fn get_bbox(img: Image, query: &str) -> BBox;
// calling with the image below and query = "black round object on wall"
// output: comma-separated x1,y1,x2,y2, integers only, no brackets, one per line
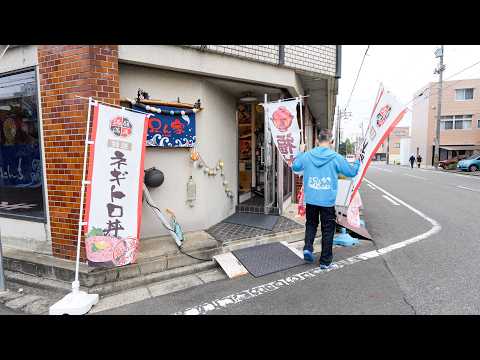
144,167,164,188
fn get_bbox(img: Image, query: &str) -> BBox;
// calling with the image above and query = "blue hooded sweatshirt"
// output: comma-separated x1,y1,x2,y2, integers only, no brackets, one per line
292,147,360,207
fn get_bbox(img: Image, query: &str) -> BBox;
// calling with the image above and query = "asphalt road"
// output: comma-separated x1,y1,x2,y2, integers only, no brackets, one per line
99,164,480,315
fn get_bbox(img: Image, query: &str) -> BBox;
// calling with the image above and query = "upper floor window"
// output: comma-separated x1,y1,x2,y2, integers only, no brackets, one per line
455,88,474,101
393,143,400,148
440,115,472,130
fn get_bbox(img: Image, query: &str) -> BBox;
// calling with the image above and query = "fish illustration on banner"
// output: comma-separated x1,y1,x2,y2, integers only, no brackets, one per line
347,84,407,206
83,103,148,267
133,105,196,147
262,99,301,166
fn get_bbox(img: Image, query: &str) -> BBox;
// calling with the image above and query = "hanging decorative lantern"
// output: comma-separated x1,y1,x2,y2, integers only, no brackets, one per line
222,180,228,187
204,167,209,174
197,161,203,169
190,148,200,161
218,160,224,169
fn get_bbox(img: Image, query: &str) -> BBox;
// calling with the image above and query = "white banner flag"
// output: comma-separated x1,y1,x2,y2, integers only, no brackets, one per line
83,102,148,267
264,99,301,166
347,85,407,206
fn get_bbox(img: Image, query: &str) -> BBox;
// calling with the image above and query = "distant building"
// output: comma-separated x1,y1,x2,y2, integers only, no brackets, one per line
411,79,480,166
374,126,410,163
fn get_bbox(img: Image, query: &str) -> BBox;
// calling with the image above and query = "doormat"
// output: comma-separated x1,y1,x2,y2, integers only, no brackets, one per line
232,242,305,277
222,212,279,231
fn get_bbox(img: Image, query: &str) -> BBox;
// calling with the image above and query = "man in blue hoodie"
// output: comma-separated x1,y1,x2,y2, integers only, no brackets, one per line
292,128,360,269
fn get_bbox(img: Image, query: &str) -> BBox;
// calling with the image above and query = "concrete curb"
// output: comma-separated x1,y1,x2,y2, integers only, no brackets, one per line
89,268,229,314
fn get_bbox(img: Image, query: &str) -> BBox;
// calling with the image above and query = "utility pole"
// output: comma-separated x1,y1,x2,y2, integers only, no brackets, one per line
433,45,445,169
386,136,390,164
335,107,352,153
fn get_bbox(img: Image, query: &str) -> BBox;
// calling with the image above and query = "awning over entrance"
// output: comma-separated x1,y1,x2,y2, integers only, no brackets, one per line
440,145,480,151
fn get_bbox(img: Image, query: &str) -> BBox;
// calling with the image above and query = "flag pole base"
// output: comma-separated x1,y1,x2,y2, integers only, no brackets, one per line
49,281,99,315
333,228,359,247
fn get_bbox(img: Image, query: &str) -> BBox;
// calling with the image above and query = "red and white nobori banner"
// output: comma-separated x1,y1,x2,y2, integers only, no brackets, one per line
263,99,301,167
348,85,407,206
84,102,148,267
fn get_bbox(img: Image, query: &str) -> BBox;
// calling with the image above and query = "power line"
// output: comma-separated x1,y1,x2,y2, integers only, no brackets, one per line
344,45,370,112
406,57,480,109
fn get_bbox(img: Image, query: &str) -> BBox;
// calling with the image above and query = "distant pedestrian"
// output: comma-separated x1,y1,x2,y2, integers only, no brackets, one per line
409,155,415,168
292,128,360,270
416,154,422,168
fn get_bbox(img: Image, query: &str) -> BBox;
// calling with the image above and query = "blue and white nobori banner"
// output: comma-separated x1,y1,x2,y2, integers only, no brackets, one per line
0,144,42,188
133,105,196,147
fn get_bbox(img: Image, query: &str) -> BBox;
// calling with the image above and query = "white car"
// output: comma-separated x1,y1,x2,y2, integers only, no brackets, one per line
346,154,356,163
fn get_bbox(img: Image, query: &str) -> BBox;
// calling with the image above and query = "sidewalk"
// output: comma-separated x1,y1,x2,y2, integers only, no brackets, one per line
396,163,480,177
1,201,370,314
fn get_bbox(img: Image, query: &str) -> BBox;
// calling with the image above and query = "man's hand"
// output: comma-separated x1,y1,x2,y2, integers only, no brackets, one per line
299,143,306,152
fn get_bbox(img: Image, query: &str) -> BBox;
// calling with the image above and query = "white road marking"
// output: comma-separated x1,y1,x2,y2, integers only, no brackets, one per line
371,167,393,173
403,174,427,180
456,185,480,193
367,184,376,190
382,195,400,206
173,179,441,315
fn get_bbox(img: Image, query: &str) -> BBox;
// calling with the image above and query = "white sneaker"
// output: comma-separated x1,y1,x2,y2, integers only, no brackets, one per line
320,263,339,270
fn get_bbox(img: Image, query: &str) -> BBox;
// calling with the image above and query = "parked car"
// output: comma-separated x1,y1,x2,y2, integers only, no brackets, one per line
457,153,480,172
439,155,467,169
346,154,356,163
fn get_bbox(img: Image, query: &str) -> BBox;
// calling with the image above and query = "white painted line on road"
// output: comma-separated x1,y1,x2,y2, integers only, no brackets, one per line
456,185,480,193
403,173,427,180
382,195,400,206
367,184,376,190
173,179,441,315
371,167,393,173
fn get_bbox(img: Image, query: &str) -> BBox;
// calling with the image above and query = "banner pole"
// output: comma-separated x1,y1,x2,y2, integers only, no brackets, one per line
73,97,93,291
0,227,5,293
299,97,305,145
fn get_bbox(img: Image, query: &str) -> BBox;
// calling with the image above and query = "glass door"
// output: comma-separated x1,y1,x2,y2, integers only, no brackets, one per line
263,96,277,214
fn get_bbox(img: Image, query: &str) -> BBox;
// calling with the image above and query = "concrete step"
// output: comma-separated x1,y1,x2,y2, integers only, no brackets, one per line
3,227,306,296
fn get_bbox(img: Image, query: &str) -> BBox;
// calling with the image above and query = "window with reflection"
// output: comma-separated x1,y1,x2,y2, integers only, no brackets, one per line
0,69,45,221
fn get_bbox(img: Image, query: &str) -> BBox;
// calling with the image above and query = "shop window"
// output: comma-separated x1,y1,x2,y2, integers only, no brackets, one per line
0,69,45,221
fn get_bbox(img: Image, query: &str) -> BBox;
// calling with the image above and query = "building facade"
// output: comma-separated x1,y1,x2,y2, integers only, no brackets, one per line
373,126,410,163
0,45,340,262
411,79,480,166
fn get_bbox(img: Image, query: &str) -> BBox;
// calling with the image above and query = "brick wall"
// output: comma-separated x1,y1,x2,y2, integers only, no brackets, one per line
38,45,120,261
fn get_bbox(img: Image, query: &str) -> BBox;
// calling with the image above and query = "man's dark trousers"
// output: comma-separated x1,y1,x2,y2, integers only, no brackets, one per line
304,203,336,266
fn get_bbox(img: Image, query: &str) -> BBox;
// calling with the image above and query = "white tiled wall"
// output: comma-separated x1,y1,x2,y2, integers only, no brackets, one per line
185,45,337,76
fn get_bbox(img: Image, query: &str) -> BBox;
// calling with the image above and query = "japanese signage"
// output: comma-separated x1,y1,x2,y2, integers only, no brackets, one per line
347,85,407,205
84,103,148,267
263,99,301,166
133,105,196,147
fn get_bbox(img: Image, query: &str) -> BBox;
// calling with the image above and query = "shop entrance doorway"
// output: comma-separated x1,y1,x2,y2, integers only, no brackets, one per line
236,96,294,215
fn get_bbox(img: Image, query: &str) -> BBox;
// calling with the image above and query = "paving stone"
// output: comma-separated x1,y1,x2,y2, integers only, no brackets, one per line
5,295,41,310
23,299,52,315
0,290,23,303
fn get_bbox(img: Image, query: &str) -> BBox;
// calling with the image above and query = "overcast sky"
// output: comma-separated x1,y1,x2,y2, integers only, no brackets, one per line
336,45,480,141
